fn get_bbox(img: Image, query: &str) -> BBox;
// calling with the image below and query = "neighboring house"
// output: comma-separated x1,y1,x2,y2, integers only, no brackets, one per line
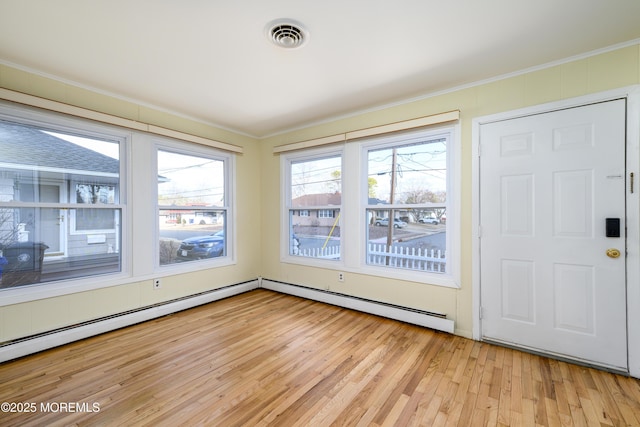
290,193,421,227
291,192,341,227
365,197,411,224
0,121,121,284
160,208,223,225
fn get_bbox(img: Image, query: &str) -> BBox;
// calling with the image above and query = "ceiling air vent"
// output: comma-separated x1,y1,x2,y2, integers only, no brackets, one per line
266,19,309,49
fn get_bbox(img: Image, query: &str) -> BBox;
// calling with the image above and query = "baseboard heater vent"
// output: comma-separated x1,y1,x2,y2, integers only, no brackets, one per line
1,278,455,363
0,280,259,363
259,278,455,334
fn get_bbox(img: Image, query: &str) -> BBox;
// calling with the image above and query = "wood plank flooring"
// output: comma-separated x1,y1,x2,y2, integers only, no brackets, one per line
1,289,639,426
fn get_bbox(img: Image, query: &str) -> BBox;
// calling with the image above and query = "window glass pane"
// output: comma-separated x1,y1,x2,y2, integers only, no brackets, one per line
289,210,340,259
0,207,121,288
159,209,226,265
157,149,228,266
366,135,448,274
291,156,341,207
289,155,341,260
158,150,225,207
0,120,122,289
74,208,116,231
366,208,445,273
367,138,446,205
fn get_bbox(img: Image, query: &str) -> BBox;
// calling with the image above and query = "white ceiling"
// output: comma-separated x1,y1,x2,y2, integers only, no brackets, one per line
1,1,639,138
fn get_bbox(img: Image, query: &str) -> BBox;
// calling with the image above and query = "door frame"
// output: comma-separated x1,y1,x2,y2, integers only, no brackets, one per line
472,86,640,378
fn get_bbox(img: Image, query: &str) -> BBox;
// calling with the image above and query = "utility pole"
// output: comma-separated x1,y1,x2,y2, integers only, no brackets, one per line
386,148,397,264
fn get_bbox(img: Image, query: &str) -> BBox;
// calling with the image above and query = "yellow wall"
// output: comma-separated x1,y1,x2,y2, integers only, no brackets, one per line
1,43,639,342
260,44,640,338
0,65,262,342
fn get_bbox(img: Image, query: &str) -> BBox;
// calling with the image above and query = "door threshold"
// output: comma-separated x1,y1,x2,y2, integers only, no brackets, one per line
482,337,629,376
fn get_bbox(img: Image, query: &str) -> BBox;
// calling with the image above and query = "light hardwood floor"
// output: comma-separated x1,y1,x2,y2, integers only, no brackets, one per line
1,289,639,426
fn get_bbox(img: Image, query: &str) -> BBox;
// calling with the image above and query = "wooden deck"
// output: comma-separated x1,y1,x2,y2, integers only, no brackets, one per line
1,289,639,426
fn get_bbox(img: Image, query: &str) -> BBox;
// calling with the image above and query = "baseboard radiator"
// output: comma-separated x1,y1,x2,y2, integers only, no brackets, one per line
0,280,260,363
1,277,455,363
259,278,455,334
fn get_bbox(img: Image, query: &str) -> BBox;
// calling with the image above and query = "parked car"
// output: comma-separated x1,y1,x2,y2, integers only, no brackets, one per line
419,216,439,225
176,230,225,260
374,218,407,228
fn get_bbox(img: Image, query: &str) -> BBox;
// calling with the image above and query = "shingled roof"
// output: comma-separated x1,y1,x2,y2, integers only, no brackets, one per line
292,192,342,208
0,120,119,174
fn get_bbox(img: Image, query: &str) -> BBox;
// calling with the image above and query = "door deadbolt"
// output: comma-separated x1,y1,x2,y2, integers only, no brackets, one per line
606,248,621,258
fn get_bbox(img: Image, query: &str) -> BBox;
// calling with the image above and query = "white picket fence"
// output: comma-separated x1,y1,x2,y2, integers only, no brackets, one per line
297,245,341,259
297,243,446,272
367,243,446,272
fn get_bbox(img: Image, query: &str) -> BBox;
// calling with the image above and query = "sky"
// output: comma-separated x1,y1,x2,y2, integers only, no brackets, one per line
291,137,447,203
45,131,120,160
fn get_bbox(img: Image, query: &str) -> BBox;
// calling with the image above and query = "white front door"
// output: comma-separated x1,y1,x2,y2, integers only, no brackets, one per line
479,99,627,370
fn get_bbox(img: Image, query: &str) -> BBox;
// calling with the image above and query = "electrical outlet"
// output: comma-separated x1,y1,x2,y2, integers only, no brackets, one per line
153,278,162,289
338,272,345,282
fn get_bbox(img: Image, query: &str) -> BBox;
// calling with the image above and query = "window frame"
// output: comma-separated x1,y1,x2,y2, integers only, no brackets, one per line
0,101,130,301
281,145,344,266
0,100,238,306
154,138,236,270
358,126,460,287
280,125,460,288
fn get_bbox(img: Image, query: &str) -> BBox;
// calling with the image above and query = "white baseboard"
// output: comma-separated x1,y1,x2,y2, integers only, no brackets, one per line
0,280,259,363
259,278,455,334
1,277,455,363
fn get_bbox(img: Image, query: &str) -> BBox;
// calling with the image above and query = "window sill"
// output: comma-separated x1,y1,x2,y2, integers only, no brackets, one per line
280,255,460,289
156,256,236,275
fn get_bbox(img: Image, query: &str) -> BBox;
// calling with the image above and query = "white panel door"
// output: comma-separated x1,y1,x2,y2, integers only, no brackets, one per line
480,99,627,370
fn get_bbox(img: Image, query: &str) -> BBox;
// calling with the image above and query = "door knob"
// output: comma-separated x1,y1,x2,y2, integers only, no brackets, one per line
606,248,621,258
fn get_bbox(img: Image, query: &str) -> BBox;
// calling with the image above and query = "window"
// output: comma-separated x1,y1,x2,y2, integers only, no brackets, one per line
0,118,124,288
157,146,232,266
284,150,342,260
0,100,238,302
71,183,118,234
318,210,336,218
281,125,458,287
364,131,449,275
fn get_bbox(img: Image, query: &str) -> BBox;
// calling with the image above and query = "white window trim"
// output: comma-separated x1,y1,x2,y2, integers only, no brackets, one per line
0,101,131,305
281,125,461,288
0,101,237,306
357,126,460,288
281,145,344,267
154,138,236,272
